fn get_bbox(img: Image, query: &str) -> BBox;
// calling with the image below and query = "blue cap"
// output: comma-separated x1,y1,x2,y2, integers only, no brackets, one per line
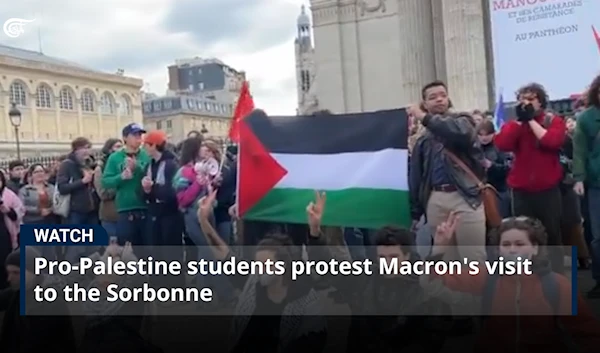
122,123,146,136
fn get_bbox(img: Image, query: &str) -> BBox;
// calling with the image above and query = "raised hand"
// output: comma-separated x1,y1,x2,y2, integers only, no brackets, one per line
306,190,326,235
197,188,218,222
433,211,460,247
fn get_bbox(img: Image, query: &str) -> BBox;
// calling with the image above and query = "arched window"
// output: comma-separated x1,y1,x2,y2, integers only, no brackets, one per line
81,90,95,112
9,81,27,106
59,87,75,110
100,92,114,114
36,84,52,108
119,95,132,116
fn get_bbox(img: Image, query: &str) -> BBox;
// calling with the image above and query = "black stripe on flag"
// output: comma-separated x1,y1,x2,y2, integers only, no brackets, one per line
244,109,409,154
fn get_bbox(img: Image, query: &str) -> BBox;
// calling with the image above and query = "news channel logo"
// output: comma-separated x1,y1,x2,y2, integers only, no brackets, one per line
3,18,36,38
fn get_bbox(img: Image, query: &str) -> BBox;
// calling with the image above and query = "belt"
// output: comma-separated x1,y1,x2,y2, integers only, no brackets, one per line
432,184,458,192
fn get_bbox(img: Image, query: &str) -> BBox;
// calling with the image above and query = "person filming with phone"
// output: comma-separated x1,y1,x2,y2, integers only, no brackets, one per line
494,83,566,273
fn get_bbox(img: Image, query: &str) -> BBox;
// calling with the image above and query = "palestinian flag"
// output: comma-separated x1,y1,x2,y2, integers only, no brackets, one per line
238,109,410,229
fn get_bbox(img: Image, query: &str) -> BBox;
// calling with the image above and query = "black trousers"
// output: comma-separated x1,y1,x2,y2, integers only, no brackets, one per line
512,186,564,273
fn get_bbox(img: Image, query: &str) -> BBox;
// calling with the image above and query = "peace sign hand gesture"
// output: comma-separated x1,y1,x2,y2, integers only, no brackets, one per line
306,190,326,237
433,211,460,247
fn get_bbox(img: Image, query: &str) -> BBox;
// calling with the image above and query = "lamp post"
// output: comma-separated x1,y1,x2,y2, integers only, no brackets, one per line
8,102,22,160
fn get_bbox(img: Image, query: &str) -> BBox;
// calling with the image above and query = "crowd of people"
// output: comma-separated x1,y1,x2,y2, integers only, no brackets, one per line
0,74,599,352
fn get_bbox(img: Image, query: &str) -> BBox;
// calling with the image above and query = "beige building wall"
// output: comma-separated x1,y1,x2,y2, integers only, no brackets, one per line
310,0,492,113
0,52,143,158
144,112,230,144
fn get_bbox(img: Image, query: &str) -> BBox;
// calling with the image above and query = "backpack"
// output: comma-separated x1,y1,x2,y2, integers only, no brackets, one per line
481,272,579,352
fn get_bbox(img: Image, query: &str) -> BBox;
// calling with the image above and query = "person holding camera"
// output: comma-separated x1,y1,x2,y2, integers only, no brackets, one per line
494,83,566,273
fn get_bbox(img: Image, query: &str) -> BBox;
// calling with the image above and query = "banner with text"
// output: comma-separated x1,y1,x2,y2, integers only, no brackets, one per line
489,0,600,99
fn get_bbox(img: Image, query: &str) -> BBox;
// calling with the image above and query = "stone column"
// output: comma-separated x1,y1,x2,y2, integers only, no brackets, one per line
76,98,84,136
96,103,104,143
440,0,489,111
54,95,62,141
397,0,437,104
30,93,39,140
431,0,447,83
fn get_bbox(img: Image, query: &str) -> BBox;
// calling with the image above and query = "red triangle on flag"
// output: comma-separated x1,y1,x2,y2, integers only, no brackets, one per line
238,120,288,216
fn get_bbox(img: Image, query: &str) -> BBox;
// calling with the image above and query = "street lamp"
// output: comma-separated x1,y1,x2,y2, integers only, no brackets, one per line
8,102,22,160
200,124,208,135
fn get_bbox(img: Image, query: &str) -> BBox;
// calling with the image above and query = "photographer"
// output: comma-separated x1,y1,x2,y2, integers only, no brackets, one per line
494,83,566,273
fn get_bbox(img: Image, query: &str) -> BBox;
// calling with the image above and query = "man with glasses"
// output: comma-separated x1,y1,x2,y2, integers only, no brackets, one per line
495,83,566,273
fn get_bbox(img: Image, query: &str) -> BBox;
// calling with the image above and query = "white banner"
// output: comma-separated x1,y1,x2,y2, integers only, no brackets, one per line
489,0,600,100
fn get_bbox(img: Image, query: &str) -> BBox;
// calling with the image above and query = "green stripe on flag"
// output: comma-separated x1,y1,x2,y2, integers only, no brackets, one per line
244,188,411,229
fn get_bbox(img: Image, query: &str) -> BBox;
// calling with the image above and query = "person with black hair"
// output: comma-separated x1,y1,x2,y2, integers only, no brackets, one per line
6,160,25,194
573,74,600,298
495,82,566,273
408,80,486,262
142,130,183,286
197,189,327,353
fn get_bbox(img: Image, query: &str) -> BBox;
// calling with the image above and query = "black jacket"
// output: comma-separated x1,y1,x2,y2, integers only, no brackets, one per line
56,153,99,214
409,113,485,221
215,159,237,224
0,287,76,353
480,141,510,192
143,150,179,216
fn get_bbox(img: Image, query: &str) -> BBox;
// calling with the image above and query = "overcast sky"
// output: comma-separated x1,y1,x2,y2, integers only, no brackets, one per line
0,0,308,115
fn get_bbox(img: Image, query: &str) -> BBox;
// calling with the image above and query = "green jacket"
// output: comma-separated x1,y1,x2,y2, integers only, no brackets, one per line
101,148,151,212
572,106,600,187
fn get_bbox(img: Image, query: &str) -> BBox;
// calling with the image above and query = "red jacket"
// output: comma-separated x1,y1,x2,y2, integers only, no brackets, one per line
494,113,566,192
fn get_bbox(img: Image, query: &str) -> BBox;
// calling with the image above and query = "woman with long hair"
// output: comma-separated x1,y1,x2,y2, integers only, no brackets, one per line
0,171,24,289
94,138,122,239
174,137,234,308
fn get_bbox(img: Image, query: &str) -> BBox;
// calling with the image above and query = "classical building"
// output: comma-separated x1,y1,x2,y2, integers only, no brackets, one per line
0,44,143,158
142,95,233,143
167,57,246,104
309,0,493,113
295,5,319,115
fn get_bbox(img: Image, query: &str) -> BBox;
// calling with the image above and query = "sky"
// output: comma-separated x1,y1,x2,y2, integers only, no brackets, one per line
0,0,309,115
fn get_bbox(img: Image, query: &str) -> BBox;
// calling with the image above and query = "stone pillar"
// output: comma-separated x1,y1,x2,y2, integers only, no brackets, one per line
30,93,39,140
76,98,84,136
54,95,62,141
439,0,489,111
96,103,103,143
431,0,447,83
397,0,437,104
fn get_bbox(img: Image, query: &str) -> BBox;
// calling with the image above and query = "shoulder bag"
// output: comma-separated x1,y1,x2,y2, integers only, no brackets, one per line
443,150,502,228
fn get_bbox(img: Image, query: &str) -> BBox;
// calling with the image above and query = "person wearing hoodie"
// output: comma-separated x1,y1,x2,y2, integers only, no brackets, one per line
427,213,600,353
142,130,183,287
102,123,151,248
94,138,123,239
0,247,77,353
477,120,511,218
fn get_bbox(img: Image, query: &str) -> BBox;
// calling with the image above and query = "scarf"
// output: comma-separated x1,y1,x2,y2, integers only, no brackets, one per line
2,187,24,249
